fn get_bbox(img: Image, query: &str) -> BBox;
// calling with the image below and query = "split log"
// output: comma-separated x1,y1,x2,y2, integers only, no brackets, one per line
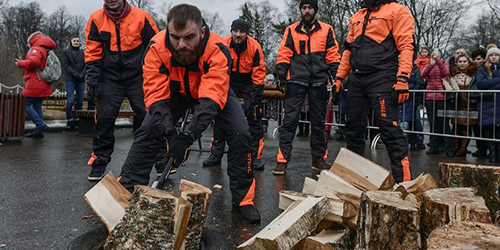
302,177,318,195
330,148,395,191
279,190,357,223
104,185,192,250
356,191,420,250
238,197,330,250
421,187,492,247
298,229,356,250
427,222,500,250
83,172,132,232
393,173,438,201
439,162,500,221
313,170,363,207
178,179,213,250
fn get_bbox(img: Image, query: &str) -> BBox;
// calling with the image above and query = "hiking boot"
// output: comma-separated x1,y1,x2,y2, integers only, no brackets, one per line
67,120,76,129
232,205,261,224
273,162,287,175
416,143,426,149
26,124,48,138
252,159,265,170
312,156,330,171
202,154,222,167
472,150,487,157
88,168,105,181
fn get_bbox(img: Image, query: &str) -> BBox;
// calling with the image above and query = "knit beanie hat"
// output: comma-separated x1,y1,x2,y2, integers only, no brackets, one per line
299,0,318,12
486,47,500,59
231,19,250,32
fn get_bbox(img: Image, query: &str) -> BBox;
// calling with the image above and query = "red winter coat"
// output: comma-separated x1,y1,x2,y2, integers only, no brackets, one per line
421,59,449,101
17,32,56,97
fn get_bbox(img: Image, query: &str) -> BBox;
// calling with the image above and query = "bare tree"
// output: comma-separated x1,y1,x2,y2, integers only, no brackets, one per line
43,6,73,53
316,0,358,51
156,2,171,30
201,10,225,36
487,0,500,19
239,1,282,71
400,0,471,54
452,11,500,52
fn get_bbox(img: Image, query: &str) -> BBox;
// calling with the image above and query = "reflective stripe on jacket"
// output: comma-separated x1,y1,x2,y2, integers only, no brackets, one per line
277,20,341,87
336,1,415,81
84,6,158,84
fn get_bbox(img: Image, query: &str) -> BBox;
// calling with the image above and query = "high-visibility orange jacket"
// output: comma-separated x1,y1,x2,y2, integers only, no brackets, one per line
142,26,232,139
84,6,158,85
276,20,341,87
336,0,415,81
224,35,266,100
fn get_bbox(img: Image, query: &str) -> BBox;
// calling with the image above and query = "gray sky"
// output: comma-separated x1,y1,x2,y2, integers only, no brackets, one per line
15,0,287,36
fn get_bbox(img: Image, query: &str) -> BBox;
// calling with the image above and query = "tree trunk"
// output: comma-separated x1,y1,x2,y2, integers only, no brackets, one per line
356,191,421,250
421,187,492,248
104,185,191,250
178,180,213,250
439,162,500,222
427,222,500,250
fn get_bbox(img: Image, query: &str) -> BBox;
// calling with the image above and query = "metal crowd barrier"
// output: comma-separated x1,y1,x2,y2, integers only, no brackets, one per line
262,88,500,146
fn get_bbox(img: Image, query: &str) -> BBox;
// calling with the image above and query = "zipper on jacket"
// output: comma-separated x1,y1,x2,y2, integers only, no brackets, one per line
351,9,372,72
305,25,314,86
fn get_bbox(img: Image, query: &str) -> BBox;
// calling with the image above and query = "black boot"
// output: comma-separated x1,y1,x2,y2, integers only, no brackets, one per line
252,158,265,170
26,124,48,138
312,156,330,171
303,124,310,137
297,123,304,137
202,154,222,167
232,205,261,224
487,142,496,163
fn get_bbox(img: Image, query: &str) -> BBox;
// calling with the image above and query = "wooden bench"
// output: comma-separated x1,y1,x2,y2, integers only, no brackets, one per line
71,110,139,136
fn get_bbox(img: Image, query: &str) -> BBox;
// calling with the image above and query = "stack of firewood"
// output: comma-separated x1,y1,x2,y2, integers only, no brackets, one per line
84,173,212,250
238,148,500,250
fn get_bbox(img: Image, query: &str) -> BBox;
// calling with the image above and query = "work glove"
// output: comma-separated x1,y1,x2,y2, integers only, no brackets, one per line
331,78,342,97
276,76,287,94
166,132,194,167
392,78,410,104
87,84,100,100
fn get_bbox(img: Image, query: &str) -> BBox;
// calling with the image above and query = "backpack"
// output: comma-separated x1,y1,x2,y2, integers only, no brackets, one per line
32,47,62,83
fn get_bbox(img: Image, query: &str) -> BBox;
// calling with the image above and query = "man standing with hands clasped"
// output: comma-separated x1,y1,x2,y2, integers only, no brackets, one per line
274,0,341,175
333,0,415,183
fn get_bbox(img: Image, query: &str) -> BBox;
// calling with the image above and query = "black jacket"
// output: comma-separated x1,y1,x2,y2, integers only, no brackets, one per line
62,46,85,83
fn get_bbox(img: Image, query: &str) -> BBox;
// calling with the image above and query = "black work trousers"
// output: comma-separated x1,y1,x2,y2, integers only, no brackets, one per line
90,75,146,168
277,82,328,163
119,92,255,206
425,100,453,155
210,84,264,161
344,71,411,182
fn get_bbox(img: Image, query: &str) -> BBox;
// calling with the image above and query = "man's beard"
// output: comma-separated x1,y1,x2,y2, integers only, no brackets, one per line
301,12,316,25
173,45,201,66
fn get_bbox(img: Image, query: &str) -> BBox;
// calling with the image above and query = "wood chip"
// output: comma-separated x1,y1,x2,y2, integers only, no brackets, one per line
81,215,94,220
191,173,197,176
0,244,6,248
213,184,222,190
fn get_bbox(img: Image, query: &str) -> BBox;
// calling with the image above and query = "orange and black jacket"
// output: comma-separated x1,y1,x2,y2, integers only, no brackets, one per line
143,25,232,140
84,6,159,85
336,0,415,81
224,35,266,101
277,20,341,87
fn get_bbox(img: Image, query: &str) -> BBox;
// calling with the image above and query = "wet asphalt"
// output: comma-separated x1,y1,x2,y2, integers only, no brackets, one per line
0,121,495,249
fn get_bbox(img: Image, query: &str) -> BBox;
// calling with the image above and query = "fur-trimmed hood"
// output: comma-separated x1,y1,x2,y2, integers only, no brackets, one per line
450,64,477,77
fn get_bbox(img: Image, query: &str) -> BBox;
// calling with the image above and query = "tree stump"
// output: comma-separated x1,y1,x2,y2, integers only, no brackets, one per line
421,187,492,248
427,222,500,250
104,185,192,250
356,191,420,250
178,179,213,250
439,163,500,222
